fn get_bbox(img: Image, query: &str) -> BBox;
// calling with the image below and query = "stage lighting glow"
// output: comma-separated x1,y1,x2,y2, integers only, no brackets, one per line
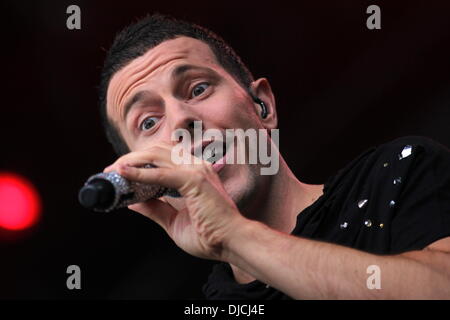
0,173,41,230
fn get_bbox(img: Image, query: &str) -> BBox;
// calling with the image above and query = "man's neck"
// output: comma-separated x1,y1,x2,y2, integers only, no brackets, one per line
230,157,324,284
239,156,323,233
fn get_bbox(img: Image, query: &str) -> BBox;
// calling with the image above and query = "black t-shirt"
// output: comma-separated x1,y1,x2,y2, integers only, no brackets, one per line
202,136,450,300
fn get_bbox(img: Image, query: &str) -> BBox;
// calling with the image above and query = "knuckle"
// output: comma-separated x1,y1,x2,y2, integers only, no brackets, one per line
153,169,166,184
191,169,208,185
203,161,213,171
114,155,128,166
134,168,143,179
147,145,160,152
196,161,213,173
144,145,168,160
148,144,167,153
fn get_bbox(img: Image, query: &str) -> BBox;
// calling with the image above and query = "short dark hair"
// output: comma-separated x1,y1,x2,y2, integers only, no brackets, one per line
99,13,255,156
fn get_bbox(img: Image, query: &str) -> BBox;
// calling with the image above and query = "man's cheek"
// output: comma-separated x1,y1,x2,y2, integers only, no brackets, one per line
221,101,255,128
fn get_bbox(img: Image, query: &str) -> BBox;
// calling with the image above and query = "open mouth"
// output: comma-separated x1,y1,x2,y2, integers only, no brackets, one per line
192,140,228,165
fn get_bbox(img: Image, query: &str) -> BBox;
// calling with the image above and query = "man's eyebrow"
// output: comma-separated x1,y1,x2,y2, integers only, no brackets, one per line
122,65,218,119
122,90,153,120
171,64,218,79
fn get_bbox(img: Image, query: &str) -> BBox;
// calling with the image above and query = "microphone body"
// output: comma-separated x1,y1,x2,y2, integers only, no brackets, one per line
78,165,180,212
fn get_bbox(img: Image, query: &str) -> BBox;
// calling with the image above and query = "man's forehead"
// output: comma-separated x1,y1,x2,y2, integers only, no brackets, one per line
109,37,219,90
158,37,217,60
120,36,218,73
106,37,219,122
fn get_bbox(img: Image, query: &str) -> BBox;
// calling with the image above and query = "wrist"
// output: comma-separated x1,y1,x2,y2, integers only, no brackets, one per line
221,216,266,263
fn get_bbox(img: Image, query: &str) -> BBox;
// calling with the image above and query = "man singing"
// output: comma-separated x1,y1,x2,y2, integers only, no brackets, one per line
99,14,450,299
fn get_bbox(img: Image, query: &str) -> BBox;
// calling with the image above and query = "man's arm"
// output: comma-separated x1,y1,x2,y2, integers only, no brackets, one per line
224,218,450,299
106,143,450,299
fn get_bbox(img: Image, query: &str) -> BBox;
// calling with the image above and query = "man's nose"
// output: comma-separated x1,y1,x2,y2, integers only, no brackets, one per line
163,101,204,143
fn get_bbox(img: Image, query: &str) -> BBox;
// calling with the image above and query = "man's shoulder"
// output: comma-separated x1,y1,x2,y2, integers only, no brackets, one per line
324,135,449,193
372,135,450,174
351,135,449,168
376,135,449,155
319,135,450,253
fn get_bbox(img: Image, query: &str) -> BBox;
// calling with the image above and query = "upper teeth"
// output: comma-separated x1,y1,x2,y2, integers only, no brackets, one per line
207,154,216,164
202,142,227,164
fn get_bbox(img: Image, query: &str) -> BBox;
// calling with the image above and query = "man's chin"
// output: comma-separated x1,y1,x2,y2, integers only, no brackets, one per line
162,163,255,211
221,165,258,209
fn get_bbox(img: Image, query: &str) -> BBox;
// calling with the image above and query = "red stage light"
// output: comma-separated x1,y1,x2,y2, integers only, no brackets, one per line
0,173,41,231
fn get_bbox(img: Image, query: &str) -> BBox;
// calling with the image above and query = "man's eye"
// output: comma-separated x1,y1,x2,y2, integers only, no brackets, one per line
191,82,210,98
140,116,160,131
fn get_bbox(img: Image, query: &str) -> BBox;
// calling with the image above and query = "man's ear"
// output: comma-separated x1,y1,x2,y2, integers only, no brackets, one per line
250,78,278,129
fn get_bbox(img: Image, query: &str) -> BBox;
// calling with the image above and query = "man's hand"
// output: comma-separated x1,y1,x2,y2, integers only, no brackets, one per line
104,142,247,261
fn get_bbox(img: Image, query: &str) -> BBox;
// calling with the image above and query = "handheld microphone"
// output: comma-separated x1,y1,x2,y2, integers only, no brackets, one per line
78,164,180,212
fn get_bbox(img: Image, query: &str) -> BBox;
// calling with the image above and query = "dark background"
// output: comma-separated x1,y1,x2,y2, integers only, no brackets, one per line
0,0,449,299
